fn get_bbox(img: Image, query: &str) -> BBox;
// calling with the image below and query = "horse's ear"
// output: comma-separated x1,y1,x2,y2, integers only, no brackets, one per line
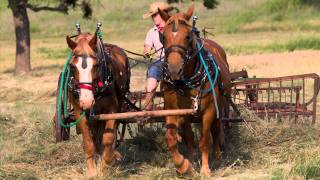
89,33,97,50
158,8,170,22
184,4,194,21
66,36,77,49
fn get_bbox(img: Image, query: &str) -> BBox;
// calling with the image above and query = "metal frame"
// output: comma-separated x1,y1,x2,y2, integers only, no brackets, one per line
231,73,319,123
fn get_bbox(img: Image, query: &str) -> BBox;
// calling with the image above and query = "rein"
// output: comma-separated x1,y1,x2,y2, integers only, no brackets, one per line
122,46,163,59
57,51,86,128
121,47,165,68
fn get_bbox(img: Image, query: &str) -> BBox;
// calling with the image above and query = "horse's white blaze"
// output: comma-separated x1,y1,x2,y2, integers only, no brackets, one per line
172,32,177,37
76,57,94,83
76,57,94,109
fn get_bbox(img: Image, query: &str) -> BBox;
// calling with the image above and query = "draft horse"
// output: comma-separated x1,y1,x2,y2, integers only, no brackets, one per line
65,32,130,177
158,5,232,176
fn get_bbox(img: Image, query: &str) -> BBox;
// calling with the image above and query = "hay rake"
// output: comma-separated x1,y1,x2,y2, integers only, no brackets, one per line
53,68,319,143
230,70,319,123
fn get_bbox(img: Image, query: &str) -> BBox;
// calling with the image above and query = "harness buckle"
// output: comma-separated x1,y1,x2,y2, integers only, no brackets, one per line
89,106,95,121
191,95,199,113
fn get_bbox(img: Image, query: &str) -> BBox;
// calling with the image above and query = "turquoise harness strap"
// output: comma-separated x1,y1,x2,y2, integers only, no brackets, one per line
196,42,220,118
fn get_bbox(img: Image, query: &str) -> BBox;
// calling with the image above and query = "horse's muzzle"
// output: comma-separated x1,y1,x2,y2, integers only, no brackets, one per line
168,65,183,81
79,89,95,110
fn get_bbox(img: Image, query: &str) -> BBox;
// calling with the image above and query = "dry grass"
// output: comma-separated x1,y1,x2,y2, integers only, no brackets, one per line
1,0,320,179
229,50,320,77
0,45,319,179
1,24,320,178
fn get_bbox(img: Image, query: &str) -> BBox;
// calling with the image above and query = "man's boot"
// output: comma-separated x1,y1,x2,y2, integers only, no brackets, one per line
143,91,155,111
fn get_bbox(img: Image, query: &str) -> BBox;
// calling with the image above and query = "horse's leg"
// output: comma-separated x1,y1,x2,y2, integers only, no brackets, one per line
199,106,214,176
210,118,223,162
165,116,193,174
101,119,115,165
181,121,195,164
76,110,97,177
101,119,122,168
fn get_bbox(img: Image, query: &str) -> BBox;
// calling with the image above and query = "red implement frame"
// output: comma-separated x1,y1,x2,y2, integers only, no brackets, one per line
231,72,320,124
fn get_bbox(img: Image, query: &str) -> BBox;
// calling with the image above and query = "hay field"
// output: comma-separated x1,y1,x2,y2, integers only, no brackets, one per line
0,0,320,179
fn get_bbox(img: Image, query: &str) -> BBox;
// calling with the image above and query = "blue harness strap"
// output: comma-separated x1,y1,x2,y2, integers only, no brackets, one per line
196,41,220,118
196,41,219,92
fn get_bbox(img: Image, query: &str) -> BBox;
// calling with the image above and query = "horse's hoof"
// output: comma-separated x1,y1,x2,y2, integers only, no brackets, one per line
86,168,97,178
176,134,182,142
114,150,123,161
101,150,122,167
176,159,194,175
200,167,211,177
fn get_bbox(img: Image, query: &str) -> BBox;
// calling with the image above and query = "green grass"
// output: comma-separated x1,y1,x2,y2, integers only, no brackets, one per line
226,36,320,55
1,1,320,178
0,114,14,150
270,168,285,180
223,10,260,33
223,0,320,34
291,157,320,179
0,0,277,41
0,168,38,180
2,0,320,55
37,47,69,59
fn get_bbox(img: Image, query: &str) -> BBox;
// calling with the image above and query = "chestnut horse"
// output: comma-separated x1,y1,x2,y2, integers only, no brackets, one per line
158,5,232,176
65,32,130,177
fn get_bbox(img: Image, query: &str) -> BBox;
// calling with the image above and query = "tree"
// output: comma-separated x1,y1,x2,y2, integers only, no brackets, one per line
203,0,219,9
167,0,219,9
7,0,92,75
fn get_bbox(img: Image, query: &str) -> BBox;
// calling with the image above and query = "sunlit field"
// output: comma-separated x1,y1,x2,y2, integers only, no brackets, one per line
1,0,320,179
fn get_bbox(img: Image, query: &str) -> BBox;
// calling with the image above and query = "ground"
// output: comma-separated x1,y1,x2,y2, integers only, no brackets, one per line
1,0,320,179
0,49,319,179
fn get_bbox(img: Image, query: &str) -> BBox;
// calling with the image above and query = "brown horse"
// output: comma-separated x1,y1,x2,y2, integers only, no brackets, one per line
65,32,130,177
158,5,232,176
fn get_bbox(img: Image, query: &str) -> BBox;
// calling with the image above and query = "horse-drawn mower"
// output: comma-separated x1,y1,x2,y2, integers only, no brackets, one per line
53,22,320,146
53,57,320,144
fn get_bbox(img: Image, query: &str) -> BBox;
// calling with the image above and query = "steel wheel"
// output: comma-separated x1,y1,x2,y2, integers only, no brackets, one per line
54,73,71,142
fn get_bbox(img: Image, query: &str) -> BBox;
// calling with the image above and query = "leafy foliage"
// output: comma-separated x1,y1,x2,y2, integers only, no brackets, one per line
25,0,92,18
167,0,219,10
203,0,219,9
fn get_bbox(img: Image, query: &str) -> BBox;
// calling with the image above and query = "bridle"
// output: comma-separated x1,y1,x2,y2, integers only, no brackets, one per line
68,50,112,98
164,44,193,64
163,19,205,87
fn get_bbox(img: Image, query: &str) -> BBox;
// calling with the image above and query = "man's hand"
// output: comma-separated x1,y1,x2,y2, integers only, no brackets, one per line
144,52,151,59
144,45,152,58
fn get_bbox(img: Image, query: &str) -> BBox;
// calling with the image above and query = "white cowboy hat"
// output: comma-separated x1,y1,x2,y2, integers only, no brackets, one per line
143,1,174,19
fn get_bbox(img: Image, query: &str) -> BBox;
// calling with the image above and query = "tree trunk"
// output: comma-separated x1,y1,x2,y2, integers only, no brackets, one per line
8,0,31,75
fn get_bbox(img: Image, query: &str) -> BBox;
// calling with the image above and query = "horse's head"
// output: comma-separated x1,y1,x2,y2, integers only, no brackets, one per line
66,33,99,110
159,5,195,81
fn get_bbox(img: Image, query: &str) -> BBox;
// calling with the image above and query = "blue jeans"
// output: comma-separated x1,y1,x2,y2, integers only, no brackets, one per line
147,59,163,81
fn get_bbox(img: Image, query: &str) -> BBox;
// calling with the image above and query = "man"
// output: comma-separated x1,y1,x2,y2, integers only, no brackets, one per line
142,2,173,110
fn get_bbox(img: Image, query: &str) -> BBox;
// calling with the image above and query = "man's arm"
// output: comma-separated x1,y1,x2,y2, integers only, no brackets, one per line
144,28,154,56
144,45,152,54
